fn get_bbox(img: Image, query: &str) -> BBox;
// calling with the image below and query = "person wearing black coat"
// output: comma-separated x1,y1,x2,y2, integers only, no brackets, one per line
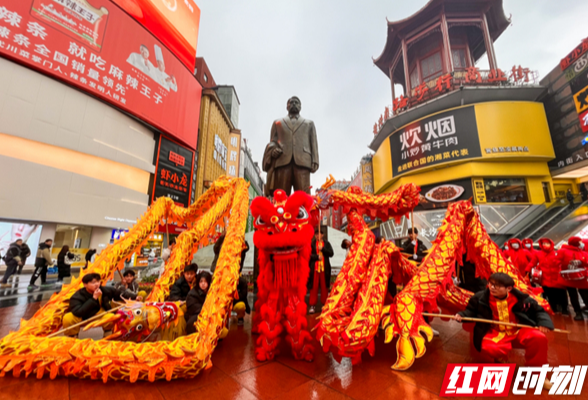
457,253,487,294
308,230,334,314
169,263,198,301
57,245,74,282
62,273,137,336
1,240,22,285
401,227,428,262
185,271,212,334
17,243,31,275
456,273,553,369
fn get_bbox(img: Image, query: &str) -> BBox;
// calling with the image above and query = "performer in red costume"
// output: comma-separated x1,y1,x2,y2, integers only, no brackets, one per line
505,238,533,278
528,238,568,315
556,236,588,321
455,273,554,390
250,189,315,362
522,238,538,261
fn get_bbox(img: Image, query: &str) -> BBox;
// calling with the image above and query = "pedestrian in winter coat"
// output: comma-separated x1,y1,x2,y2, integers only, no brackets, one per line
567,189,575,207
527,238,568,314
505,238,533,278
29,239,54,288
556,236,588,320
57,245,74,282
17,243,31,275
1,239,22,285
185,271,212,334
84,249,97,269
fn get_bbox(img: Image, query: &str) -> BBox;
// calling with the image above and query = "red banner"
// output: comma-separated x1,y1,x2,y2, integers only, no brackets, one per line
0,0,201,149
111,0,200,72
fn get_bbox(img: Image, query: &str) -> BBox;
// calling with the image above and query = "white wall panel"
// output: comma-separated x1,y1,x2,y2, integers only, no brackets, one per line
0,155,147,229
0,58,155,173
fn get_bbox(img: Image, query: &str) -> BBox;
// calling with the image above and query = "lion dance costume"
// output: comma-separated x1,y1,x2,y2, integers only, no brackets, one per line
250,189,315,362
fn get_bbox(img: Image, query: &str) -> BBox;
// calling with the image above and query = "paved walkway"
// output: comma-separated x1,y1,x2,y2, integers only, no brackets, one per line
0,300,587,399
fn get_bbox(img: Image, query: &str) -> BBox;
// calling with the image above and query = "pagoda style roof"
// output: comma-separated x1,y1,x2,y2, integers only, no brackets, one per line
374,0,510,76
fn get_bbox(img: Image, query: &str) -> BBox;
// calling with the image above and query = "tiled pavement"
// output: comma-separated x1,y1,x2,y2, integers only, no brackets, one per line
1,296,588,399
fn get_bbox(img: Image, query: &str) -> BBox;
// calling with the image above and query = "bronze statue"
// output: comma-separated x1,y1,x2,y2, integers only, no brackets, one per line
263,96,319,196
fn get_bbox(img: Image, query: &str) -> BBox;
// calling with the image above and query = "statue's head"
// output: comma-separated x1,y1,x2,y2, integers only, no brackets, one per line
287,96,301,115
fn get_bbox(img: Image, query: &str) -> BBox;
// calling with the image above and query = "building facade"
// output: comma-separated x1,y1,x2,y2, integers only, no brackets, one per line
371,0,556,246
0,0,202,265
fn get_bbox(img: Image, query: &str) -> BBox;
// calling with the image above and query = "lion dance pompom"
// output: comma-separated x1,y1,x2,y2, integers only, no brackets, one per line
251,189,315,362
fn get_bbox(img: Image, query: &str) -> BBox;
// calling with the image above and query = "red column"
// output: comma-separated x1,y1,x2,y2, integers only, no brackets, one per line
441,13,453,73
402,38,410,97
481,13,497,71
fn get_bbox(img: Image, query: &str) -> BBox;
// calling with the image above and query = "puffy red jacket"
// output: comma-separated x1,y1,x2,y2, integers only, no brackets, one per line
556,244,588,289
527,238,563,288
506,238,533,277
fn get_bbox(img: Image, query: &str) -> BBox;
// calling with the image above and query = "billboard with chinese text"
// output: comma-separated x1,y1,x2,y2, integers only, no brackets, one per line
152,135,194,207
0,0,201,149
111,0,200,72
389,106,481,177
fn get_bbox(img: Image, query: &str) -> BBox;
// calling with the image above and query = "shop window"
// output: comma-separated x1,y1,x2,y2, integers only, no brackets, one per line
54,225,92,249
420,52,443,81
452,48,467,69
484,179,529,203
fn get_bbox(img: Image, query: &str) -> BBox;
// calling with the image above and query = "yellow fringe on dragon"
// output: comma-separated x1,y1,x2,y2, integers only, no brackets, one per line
0,176,249,382
316,185,551,371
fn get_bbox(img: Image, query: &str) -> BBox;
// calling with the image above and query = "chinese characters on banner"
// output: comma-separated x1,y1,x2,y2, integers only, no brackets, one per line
389,106,481,177
153,136,194,207
226,133,240,177
214,134,227,171
0,0,202,149
560,37,588,71
374,66,531,135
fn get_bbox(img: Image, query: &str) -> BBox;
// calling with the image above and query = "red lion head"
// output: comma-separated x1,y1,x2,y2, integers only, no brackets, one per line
251,189,315,252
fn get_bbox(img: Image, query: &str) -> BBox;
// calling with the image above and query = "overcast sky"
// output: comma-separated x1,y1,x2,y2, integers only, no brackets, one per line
194,0,586,189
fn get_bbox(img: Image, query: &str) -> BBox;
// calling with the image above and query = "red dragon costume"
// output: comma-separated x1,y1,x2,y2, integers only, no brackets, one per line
250,189,315,362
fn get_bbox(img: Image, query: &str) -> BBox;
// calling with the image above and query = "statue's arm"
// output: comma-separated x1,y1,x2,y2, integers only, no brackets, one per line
310,121,319,172
269,121,282,158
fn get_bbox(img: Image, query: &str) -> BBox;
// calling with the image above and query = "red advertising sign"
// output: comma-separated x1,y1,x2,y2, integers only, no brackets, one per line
561,37,588,71
111,0,200,72
580,109,588,134
0,0,201,149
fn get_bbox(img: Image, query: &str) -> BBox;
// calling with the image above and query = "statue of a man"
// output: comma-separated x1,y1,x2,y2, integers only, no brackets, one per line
262,96,319,196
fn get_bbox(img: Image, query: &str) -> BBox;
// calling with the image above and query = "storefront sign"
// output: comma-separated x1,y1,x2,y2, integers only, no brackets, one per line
416,178,474,211
227,132,240,177
389,106,481,177
473,179,487,203
361,161,374,193
0,0,202,149
560,37,588,71
214,134,227,170
573,84,588,115
153,136,195,207
111,0,200,72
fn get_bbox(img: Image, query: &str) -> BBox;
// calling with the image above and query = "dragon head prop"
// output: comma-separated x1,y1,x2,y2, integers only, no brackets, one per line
251,189,315,253
84,300,183,342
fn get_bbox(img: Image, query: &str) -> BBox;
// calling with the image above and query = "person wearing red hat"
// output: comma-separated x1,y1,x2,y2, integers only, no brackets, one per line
555,236,588,320
528,238,569,315
505,238,533,279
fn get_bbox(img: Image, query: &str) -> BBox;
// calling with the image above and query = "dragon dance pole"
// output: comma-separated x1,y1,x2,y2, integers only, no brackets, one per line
47,304,126,338
422,312,570,334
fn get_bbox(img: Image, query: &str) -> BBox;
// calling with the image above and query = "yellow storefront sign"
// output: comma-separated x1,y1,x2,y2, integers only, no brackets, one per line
373,101,554,194
573,84,588,114
473,179,486,203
